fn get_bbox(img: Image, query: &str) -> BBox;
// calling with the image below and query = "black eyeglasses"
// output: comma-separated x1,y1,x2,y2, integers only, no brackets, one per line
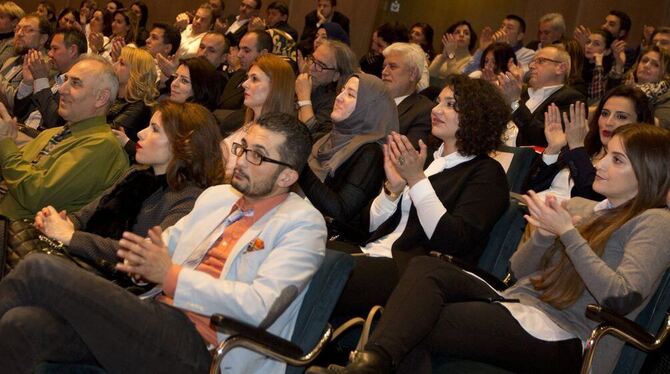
231,142,293,169
529,57,564,65
307,54,337,72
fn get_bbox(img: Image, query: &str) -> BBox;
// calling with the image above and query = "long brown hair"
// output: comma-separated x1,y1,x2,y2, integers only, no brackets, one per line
158,101,225,190
531,124,670,309
243,54,296,123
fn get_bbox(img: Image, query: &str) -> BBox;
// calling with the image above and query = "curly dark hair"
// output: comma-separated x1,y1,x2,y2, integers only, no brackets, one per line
443,74,510,156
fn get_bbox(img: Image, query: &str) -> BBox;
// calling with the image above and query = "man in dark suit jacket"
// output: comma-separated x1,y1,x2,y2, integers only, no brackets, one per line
381,42,432,148
14,28,85,132
300,0,349,48
223,0,261,47
217,30,271,114
500,45,585,147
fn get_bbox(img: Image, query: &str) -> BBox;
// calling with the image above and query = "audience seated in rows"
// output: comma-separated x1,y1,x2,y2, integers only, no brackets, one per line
0,1,24,67
526,85,655,202
0,56,128,220
314,123,670,374
34,101,223,283
608,45,670,129
0,112,326,374
219,29,272,110
428,20,477,87
108,46,157,141
328,75,509,319
14,28,86,132
300,0,349,54
0,12,51,112
0,3,668,372
296,39,359,142
300,73,396,244
222,53,295,180
381,42,432,148
499,45,586,146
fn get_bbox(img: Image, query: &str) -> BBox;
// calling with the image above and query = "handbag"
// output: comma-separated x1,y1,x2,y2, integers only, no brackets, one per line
1,217,153,294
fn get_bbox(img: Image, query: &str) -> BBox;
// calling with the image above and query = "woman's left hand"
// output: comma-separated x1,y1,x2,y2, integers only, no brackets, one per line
112,127,129,146
523,191,576,236
388,132,427,187
34,206,75,245
564,101,588,149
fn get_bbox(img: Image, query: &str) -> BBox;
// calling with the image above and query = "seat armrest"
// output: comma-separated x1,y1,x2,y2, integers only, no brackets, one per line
585,304,656,346
210,314,303,358
429,251,509,291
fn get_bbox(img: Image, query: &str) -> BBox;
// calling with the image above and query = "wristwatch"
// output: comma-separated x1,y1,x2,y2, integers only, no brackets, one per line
297,100,312,108
511,99,520,112
447,52,456,60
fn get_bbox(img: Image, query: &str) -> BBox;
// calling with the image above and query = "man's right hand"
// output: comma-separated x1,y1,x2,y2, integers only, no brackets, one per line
175,12,190,31
612,40,627,70
295,73,313,101
0,102,18,140
156,53,178,77
573,25,591,48
27,50,49,80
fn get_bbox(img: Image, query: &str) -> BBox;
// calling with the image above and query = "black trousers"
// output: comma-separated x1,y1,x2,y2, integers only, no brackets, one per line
0,254,212,373
367,256,583,374
328,240,399,320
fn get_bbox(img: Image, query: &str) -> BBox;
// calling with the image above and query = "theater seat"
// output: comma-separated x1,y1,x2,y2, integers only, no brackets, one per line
209,249,355,374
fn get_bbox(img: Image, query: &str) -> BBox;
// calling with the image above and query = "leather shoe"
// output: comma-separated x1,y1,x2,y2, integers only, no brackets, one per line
306,350,392,374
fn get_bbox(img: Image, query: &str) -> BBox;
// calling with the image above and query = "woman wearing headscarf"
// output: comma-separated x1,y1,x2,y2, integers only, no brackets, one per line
299,73,398,243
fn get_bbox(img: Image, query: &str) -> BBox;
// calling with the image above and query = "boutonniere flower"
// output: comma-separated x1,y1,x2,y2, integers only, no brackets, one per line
246,238,265,252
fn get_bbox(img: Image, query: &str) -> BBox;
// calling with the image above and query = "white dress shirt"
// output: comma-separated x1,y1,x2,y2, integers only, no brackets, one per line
362,143,475,258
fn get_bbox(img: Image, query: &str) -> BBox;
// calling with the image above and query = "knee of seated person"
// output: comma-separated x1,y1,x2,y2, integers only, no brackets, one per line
13,253,69,279
407,255,443,272
0,307,47,340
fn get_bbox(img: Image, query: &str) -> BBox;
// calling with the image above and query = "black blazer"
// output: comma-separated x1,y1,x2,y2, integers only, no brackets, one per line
363,154,509,273
224,16,249,47
524,146,604,201
512,85,586,147
218,69,246,110
14,86,63,130
299,142,384,242
397,93,433,148
107,99,152,142
300,10,350,45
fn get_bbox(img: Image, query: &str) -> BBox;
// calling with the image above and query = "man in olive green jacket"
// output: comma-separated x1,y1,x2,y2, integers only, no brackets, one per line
0,56,128,219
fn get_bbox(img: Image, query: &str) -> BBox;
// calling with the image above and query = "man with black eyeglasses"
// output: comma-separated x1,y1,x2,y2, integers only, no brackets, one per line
498,45,585,146
295,40,358,142
0,12,51,111
0,112,327,374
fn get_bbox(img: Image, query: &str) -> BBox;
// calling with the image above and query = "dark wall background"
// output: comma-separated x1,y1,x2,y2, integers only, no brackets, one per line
17,0,670,57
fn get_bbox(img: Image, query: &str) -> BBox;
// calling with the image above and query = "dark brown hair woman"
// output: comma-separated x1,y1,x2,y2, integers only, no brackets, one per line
34,101,224,272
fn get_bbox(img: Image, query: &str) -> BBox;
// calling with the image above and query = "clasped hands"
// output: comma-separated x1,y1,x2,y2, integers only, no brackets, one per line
383,132,427,196
117,227,173,284
522,191,581,237
35,206,172,284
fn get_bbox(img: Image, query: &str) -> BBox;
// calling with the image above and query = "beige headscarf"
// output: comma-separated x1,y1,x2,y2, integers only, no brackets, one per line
308,73,399,181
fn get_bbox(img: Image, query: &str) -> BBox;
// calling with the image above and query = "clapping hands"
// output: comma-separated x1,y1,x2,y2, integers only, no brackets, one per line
523,191,581,237
383,132,427,195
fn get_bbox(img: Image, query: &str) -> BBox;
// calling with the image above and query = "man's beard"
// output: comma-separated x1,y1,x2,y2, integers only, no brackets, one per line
231,167,281,198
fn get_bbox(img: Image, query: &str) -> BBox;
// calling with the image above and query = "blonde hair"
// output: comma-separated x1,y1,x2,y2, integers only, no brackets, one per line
120,46,158,105
244,54,296,123
0,1,24,20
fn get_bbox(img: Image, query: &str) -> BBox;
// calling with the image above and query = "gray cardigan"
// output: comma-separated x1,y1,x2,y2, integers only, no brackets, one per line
68,180,203,265
503,198,670,374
